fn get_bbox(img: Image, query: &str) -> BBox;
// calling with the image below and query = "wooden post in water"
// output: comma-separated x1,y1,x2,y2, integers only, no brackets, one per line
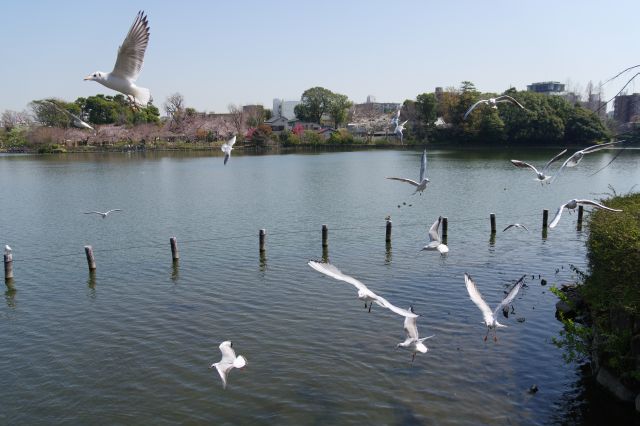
84,245,96,271
322,224,328,248
259,229,266,253
577,206,584,229
4,248,13,282
385,220,392,244
490,213,496,234
542,209,549,229
170,237,180,261
442,217,448,240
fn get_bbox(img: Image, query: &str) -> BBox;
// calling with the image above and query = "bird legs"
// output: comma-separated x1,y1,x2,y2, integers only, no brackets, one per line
483,329,498,342
411,353,416,364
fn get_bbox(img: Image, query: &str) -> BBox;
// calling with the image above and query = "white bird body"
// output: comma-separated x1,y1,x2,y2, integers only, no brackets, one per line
83,209,122,218
464,273,525,341
394,120,408,144
390,109,401,127
552,141,625,183
510,149,567,184
502,223,529,232
463,95,526,120
84,11,151,107
221,136,237,165
386,149,429,194
210,341,247,389
422,216,448,254
396,306,434,362
549,199,622,228
308,261,418,318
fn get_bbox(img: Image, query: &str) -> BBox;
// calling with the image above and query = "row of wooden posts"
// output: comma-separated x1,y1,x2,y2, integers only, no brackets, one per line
3,207,584,283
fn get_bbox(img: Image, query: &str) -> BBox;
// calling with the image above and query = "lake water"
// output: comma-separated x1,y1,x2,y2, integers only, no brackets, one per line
1,147,639,425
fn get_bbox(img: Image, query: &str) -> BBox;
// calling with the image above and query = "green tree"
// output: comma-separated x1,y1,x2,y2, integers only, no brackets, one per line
327,93,353,128
294,87,334,123
564,106,610,143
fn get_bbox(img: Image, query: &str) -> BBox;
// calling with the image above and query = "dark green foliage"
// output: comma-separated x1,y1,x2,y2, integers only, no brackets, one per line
295,87,352,127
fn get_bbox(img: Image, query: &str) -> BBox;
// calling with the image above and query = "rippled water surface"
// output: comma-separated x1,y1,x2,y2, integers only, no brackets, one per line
1,148,639,425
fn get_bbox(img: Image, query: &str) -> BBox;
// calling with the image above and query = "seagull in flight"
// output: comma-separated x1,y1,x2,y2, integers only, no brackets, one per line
422,216,449,254
502,223,529,232
83,209,123,218
549,199,622,228
510,149,567,184
394,120,408,144
391,109,401,127
41,100,94,131
463,95,525,120
396,306,435,363
84,11,151,107
210,341,247,389
551,141,625,183
386,149,429,195
464,273,526,342
221,135,237,165
308,261,418,317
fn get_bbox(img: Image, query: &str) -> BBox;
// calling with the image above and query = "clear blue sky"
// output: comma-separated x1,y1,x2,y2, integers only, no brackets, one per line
1,0,638,114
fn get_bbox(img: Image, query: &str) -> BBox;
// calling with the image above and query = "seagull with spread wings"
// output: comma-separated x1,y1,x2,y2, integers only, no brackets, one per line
84,11,151,107
463,95,525,120
549,199,622,228
510,149,567,184
502,223,529,232
386,149,429,195
396,306,435,363
221,136,237,165
308,261,418,317
42,100,94,131
83,209,123,219
421,216,449,254
551,141,625,183
464,273,526,342
210,341,247,389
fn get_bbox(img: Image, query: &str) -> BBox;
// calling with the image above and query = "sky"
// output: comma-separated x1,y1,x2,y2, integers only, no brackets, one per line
1,0,639,115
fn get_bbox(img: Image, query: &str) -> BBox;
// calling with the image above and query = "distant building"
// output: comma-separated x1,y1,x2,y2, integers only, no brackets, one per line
527,81,565,94
614,93,640,123
272,99,301,120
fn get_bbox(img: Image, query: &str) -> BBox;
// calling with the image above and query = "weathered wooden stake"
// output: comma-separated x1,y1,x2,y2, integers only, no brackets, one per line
385,220,392,243
259,229,266,252
577,205,584,229
542,209,549,229
4,252,13,281
490,213,496,234
322,224,328,248
170,237,180,261
442,217,448,240
84,245,96,271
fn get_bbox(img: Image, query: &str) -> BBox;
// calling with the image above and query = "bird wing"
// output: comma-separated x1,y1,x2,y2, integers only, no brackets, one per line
428,217,441,242
464,273,494,325
437,243,449,254
549,203,567,228
111,11,150,81
223,153,230,165
227,135,237,149
106,209,122,214
541,149,568,173
494,275,525,318
519,224,529,231
419,149,427,182
233,355,247,369
510,160,539,174
576,199,623,212
463,100,486,119
551,153,580,183
308,261,367,292
386,177,420,187
495,95,526,109
374,295,419,318
502,224,515,232
219,342,237,364
581,140,625,154
403,315,419,340
215,363,229,389
84,211,102,215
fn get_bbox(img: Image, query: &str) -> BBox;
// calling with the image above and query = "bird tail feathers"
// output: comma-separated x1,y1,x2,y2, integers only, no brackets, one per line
132,86,151,106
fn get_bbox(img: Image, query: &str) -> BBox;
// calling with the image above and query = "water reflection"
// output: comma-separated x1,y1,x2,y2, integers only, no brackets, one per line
385,241,392,264
4,280,16,308
171,260,179,282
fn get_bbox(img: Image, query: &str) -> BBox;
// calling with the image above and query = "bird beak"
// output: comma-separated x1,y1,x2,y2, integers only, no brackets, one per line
83,75,92,81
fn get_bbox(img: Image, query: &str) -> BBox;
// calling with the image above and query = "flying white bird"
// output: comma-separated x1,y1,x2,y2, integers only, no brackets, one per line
510,149,567,184
209,341,247,389
549,199,622,228
41,100,94,131
394,120,408,144
83,209,123,218
502,223,529,232
221,135,237,165
84,11,151,107
552,141,625,183
308,261,418,317
4,245,11,256
396,306,435,363
386,149,429,195
421,216,449,254
391,109,401,127
464,273,526,342
463,95,526,120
